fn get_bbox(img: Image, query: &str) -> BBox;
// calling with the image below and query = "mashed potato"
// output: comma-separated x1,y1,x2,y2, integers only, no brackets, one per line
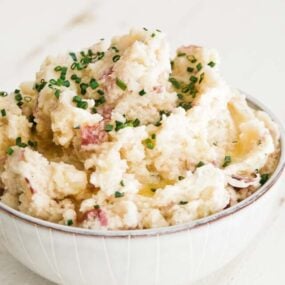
0,28,280,230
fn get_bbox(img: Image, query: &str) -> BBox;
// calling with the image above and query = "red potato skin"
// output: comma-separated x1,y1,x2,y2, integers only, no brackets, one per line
82,208,108,226
80,122,108,146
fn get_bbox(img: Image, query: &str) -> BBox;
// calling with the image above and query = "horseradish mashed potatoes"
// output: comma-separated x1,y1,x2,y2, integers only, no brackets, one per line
0,29,280,230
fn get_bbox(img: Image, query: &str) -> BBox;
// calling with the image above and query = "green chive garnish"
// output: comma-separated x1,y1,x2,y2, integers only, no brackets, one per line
16,137,27,148
187,67,194,73
199,72,205,84
260,173,270,185
104,124,113,132
116,78,127,91
69,52,77,61
77,101,88,110
54,89,61,99
190,76,198,83
222,155,232,167
97,89,104,95
139,89,146,96
1,109,6,117
144,138,155,149
169,77,181,89
80,83,89,95
196,161,205,168
114,191,124,198
208,61,216,68
7,147,14,156
196,63,203,71
90,78,99,90
0,91,8,97
112,55,121,62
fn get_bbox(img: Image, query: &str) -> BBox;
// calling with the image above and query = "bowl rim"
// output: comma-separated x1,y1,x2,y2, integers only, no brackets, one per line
0,92,284,238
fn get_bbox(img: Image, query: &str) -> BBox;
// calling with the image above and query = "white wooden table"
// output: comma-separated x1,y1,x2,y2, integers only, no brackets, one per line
0,0,284,284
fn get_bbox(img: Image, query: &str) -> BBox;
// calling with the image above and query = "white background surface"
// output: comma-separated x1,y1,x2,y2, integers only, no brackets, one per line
0,0,284,284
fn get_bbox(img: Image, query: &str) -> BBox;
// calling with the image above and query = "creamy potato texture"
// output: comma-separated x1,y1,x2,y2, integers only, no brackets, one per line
0,29,280,230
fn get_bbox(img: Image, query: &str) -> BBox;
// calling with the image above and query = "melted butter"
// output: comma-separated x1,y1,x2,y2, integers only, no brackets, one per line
228,101,260,160
139,179,174,197
228,101,249,126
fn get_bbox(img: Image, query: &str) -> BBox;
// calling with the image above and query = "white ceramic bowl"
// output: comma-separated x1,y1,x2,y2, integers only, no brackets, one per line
0,94,284,285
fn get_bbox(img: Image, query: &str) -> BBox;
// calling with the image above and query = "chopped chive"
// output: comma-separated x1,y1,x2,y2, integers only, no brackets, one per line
80,83,89,95
7,147,14,156
120,180,125,187
69,52,77,61
114,191,124,198
169,77,181,89
222,155,232,167
144,138,155,149
177,93,183,100
114,118,140,131
179,201,188,205
260,173,270,185
94,96,106,106
151,33,156,37
1,109,6,117
177,52,186,57
34,79,47,92
151,188,157,193
116,78,127,91
54,66,62,72
132,118,140,127
208,61,216,68
28,140,37,148
143,27,148,31
139,89,146,96
97,51,105,60
90,78,99,90
112,55,121,62
72,96,82,103
71,74,81,84
0,91,8,97
97,89,104,95
54,89,61,99
190,76,198,83
115,121,124,131
111,46,119,53
182,86,190,93
178,176,185,180
187,67,194,73
151,133,156,140
94,204,100,209
196,63,203,71
104,124,113,132
77,101,88,109
196,161,205,168
24,96,32,103
199,72,205,84
16,137,27,148
188,55,197,63
67,219,73,226
15,93,23,102
179,102,192,111
62,80,70,87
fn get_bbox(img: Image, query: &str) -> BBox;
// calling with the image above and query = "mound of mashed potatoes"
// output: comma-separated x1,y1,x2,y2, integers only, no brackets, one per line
0,29,280,230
